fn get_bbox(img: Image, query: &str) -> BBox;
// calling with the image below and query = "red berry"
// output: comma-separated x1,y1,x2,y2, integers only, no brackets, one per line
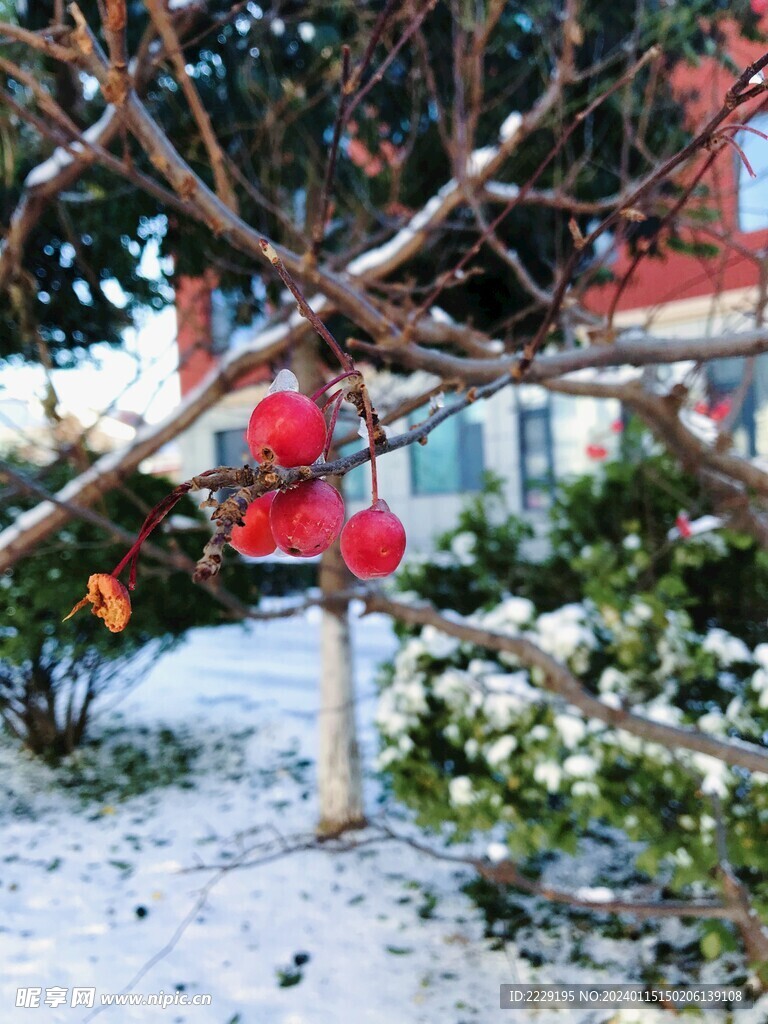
246,392,327,467
752,0,768,16
340,500,406,579
229,491,277,557
676,512,692,539
270,480,345,558
585,444,608,460
709,398,731,423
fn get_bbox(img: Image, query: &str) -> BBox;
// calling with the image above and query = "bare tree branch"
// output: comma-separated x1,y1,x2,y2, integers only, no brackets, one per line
0,317,303,571
0,459,255,621
352,326,768,384
178,820,732,920
365,593,768,776
143,0,238,210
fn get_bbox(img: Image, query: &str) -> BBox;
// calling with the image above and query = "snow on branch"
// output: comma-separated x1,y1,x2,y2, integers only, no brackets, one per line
177,820,732,921
367,593,768,777
0,314,306,572
24,107,118,189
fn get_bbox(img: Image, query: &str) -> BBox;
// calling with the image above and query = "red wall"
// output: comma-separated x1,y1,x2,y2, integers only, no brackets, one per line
175,271,270,396
175,271,218,396
589,19,768,317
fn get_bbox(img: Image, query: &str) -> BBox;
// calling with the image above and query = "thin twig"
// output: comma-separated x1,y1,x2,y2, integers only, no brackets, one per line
258,239,354,370
405,44,662,337
144,0,238,209
310,45,352,261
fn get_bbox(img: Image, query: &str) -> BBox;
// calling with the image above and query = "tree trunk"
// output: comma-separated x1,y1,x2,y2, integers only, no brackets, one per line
290,339,366,836
317,539,366,836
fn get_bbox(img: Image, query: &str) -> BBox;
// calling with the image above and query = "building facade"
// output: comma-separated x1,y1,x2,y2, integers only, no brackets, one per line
588,18,768,463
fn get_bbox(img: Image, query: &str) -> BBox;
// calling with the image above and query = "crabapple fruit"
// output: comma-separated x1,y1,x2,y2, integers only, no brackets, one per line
229,491,277,557
246,391,327,467
270,480,345,558
340,499,406,579
676,512,692,539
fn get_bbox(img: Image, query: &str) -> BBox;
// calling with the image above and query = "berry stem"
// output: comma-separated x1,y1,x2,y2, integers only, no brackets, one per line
111,483,192,589
310,371,361,403
322,391,345,461
360,384,379,504
257,238,384,500
320,389,342,412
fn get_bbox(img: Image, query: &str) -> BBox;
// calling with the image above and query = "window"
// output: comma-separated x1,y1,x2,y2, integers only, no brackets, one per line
737,114,768,232
753,355,768,457
211,290,236,354
213,428,250,501
706,357,756,456
339,441,368,501
215,428,250,466
409,402,484,495
519,400,554,510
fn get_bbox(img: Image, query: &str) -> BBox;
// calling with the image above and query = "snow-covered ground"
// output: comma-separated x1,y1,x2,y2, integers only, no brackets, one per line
3,608,766,1024
0,608,514,1024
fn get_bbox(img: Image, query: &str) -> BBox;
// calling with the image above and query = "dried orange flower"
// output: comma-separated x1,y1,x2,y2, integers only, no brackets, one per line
63,573,132,633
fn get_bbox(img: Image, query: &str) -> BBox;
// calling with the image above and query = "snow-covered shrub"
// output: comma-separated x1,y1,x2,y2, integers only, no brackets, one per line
379,595,768,869
378,435,768,970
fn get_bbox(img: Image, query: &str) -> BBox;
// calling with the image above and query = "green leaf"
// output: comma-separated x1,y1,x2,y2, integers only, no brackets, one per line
701,931,722,960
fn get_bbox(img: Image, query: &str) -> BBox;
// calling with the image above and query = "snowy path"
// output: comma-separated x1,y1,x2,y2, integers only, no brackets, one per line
0,609,513,1024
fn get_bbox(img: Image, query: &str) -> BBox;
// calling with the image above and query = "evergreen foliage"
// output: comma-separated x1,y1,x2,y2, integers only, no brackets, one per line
0,454,261,756
379,429,768,976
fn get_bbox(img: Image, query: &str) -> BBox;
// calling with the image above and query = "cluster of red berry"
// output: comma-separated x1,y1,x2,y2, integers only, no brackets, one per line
229,388,406,580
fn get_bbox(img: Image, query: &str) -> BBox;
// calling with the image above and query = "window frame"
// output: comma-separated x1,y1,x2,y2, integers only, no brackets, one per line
408,402,485,496
736,114,768,234
518,401,554,511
